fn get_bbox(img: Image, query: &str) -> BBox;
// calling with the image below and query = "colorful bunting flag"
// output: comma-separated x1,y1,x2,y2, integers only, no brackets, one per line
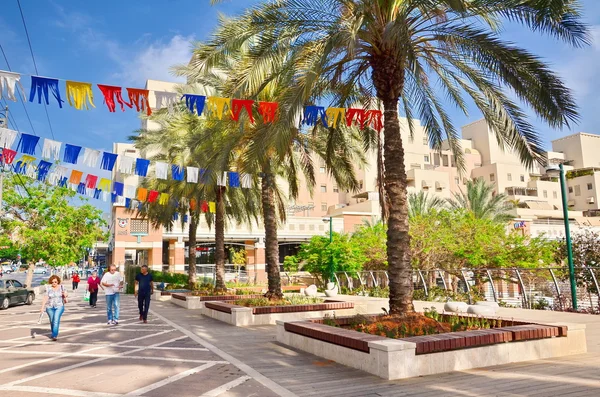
171,165,184,181
77,182,87,195
85,174,98,189
155,162,168,180
187,166,199,183
231,99,255,123
209,202,216,213
159,193,169,205
137,187,148,202
201,201,209,213
217,171,227,187
0,70,25,102
97,84,131,112
113,182,124,196
303,106,328,127
1,148,17,165
127,88,152,116
29,76,64,108
346,108,366,128
148,190,159,203
69,170,83,185
205,97,231,120
37,160,52,181
119,156,135,174
41,139,61,160
17,133,40,155
82,148,101,167
258,102,278,123
365,109,383,132
135,158,150,177
124,185,136,199
98,178,111,192
228,171,240,188
63,144,82,164
241,173,252,189
0,127,18,149
100,152,118,171
154,91,178,113
65,81,95,110
326,108,345,128
182,94,206,116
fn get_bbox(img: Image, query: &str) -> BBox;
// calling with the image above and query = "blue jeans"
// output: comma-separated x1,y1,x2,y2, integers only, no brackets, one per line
106,293,120,321
46,306,65,338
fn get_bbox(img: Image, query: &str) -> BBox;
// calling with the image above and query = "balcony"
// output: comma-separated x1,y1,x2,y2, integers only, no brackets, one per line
505,186,538,198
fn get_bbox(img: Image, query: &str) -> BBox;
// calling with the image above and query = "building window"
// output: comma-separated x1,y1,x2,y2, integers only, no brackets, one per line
520,175,525,182
543,190,548,198
490,173,495,182
588,183,593,190
553,191,558,199
424,155,430,163
321,202,328,211
319,167,326,173
333,185,339,193
320,185,327,193
454,177,460,185
568,187,573,194
507,173,512,181
130,219,149,234
289,224,295,231
423,137,428,145
575,185,581,196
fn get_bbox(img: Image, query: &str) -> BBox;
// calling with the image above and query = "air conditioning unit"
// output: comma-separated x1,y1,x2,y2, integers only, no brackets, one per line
587,197,595,204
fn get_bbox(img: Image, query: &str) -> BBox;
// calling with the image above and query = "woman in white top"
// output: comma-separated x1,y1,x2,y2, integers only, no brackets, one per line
40,275,68,341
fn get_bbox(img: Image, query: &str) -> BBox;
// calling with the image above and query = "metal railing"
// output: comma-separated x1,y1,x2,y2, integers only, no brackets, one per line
333,267,600,313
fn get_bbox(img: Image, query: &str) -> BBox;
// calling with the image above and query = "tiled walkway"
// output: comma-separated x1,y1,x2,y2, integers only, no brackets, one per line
2,285,600,396
0,284,288,397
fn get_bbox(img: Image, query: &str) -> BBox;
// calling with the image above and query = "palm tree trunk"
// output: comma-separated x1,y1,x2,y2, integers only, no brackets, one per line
187,214,198,289
381,96,414,315
377,133,389,223
214,187,226,290
261,175,283,300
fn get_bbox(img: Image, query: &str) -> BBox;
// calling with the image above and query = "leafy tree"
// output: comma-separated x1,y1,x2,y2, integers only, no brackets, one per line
207,0,587,314
290,233,365,283
0,174,107,267
448,178,514,222
557,228,600,294
350,221,387,270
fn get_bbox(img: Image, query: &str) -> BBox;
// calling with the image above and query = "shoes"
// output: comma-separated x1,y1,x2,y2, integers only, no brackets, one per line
107,321,113,326
139,315,143,321
114,320,119,325
51,337,57,341
143,320,147,323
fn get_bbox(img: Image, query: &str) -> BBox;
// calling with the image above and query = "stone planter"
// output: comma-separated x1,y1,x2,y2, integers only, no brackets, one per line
276,317,586,380
467,304,497,316
202,300,356,326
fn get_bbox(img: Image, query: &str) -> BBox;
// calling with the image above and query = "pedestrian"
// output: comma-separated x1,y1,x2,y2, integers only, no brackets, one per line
72,272,80,291
101,264,123,326
135,265,154,323
40,275,68,341
87,270,101,308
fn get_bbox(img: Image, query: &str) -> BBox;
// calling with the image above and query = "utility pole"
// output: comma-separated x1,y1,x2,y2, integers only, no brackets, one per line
0,105,8,211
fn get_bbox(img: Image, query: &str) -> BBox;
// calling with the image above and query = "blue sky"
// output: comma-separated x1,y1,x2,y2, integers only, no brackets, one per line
1,0,600,209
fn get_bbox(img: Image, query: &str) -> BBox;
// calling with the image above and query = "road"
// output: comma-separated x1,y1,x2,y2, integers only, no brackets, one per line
0,273,50,287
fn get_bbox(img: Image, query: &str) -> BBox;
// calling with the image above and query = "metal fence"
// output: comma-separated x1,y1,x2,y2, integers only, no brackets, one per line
332,267,600,313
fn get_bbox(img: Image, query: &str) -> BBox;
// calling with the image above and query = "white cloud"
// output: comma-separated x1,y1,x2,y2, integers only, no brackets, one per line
110,35,193,86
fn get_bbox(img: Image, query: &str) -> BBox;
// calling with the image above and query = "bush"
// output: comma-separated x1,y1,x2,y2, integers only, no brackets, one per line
150,271,188,285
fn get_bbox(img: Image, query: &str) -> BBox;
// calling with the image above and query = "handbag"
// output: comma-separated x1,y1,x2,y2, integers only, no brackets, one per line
61,285,68,304
84,290,90,302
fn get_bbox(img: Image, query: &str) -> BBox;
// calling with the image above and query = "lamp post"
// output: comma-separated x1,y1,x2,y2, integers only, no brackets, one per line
547,163,578,310
322,216,334,282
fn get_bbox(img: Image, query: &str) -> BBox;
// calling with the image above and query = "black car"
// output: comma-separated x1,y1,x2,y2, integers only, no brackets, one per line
0,279,35,309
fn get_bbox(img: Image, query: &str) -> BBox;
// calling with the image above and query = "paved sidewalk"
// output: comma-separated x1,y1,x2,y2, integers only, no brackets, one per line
2,286,600,397
0,284,288,397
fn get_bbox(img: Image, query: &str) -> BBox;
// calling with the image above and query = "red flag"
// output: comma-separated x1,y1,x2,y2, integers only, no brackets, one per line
148,190,160,203
97,84,132,112
257,102,278,123
231,99,255,123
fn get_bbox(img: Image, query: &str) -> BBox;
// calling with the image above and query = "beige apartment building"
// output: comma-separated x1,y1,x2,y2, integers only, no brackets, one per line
107,79,600,275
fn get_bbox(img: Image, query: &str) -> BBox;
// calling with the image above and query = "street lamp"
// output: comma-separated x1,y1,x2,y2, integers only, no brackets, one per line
547,163,578,310
322,216,334,282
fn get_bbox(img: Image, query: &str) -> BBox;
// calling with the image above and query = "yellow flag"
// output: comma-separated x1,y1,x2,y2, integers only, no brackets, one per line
66,81,95,110
209,202,216,213
159,193,169,205
205,97,231,120
326,108,345,128
98,178,111,192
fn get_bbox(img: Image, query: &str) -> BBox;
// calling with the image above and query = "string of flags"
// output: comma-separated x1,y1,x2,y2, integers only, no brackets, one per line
0,69,383,131
0,149,234,219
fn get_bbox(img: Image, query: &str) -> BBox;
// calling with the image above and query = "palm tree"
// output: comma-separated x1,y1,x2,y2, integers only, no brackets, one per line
207,0,587,314
130,108,260,290
408,191,446,219
176,38,366,298
448,178,514,222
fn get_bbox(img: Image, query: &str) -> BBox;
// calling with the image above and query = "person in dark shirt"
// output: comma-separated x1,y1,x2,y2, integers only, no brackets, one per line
134,265,154,323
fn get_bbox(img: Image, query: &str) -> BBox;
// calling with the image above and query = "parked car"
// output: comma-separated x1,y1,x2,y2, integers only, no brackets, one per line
1,265,13,274
0,279,35,309
33,266,48,275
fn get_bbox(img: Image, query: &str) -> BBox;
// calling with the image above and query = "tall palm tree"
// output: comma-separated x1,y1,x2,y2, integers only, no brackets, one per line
448,178,514,222
130,108,260,290
207,0,587,313
176,37,366,298
408,191,446,219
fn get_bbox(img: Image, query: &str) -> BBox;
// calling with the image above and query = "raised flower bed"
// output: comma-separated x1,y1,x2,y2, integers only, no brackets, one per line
202,297,355,326
276,312,587,379
169,293,265,310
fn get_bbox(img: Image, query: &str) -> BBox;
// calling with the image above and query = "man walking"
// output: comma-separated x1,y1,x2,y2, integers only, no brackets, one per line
135,265,154,323
101,265,123,325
